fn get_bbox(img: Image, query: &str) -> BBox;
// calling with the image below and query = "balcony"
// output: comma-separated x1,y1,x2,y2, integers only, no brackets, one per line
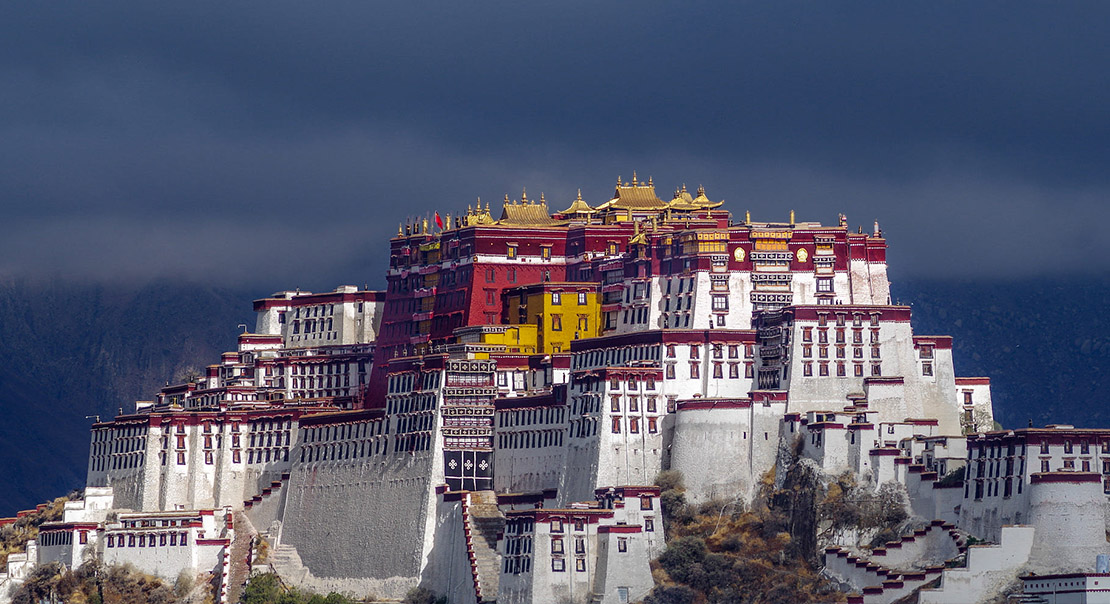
415,287,437,298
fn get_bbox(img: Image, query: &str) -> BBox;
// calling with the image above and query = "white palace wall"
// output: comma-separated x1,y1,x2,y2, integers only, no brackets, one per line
279,443,440,600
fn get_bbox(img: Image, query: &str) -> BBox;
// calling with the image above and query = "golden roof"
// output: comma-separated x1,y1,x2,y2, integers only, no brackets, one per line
595,173,668,212
668,184,722,211
497,190,562,226
561,190,596,215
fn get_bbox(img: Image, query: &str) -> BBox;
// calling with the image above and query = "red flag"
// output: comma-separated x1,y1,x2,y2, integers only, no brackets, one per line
434,211,443,230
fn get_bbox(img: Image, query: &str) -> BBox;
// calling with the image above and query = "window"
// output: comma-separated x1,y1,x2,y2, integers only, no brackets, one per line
712,296,728,311
551,519,563,533
629,418,639,434
817,278,833,293
645,517,655,532
647,396,657,412
665,364,675,379
854,364,864,377
507,245,517,259
1041,459,1050,472
575,558,586,572
803,362,813,377
648,417,658,433
922,362,933,376
819,363,829,377
919,345,934,359
618,538,628,552
542,246,551,260
552,558,565,572
607,242,618,255
578,292,587,305
802,328,813,342
837,362,846,377
551,538,564,554
690,363,700,379
552,292,561,305
729,363,740,379
612,418,621,434
803,345,812,358
713,363,723,379
871,363,882,376
552,315,563,331
690,345,700,359
629,397,639,412
485,268,495,283
611,396,621,412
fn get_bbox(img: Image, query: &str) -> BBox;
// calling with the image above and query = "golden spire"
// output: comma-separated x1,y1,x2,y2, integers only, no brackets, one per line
445,213,451,230
745,210,751,223
540,192,545,205
648,175,653,186
682,183,688,194
521,188,528,204
398,223,403,236
485,201,490,214
697,185,705,196
617,175,622,188
422,217,429,233
577,188,583,201
632,171,638,185
790,210,795,225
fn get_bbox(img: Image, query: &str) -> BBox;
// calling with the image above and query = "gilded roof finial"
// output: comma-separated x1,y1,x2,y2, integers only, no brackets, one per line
521,187,527,204
577,189,583,201
540,192,546,205
648,175,653,186
617,175,622,188
504,193,511,206
632,171,638,185
422,217,429,233
485,201,490,213
682,183,688,194
398,223,403,236
745,210,751,223
468,203,473,215
697,185,705,196
790,210,795,225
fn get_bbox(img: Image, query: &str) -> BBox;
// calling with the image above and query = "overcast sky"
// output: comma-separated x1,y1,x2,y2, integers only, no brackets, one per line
2,2,1108,291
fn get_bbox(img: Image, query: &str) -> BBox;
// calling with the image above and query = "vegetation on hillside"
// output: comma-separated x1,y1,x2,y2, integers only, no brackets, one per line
11,559,204,604
0,491,81,567
239,572,381,604
643,469,844,604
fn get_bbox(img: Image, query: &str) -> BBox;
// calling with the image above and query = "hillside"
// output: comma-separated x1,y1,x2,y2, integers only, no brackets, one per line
0,279,253,513
894,276,1110,430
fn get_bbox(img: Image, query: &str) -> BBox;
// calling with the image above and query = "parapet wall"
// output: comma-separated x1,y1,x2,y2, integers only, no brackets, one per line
1025,473,1110,573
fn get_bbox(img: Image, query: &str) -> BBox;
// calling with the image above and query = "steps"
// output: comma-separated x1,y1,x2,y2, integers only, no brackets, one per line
825,520,966,604
917,525,1035,604
463,491,505,604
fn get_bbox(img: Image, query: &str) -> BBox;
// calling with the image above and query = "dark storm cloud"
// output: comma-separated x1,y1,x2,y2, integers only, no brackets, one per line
1,1,1108,288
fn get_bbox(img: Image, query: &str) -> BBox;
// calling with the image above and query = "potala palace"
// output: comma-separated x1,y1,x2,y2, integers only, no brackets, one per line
3,177,1108,604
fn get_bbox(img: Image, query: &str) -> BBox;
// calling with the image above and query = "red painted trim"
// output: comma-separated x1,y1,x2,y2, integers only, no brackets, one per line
676,399,751,411
955,377,991,386
1030,471,1101,484
598,525,642,534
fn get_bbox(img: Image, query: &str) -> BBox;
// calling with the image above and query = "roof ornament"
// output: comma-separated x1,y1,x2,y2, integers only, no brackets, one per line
790,210,795,225
745,210,751,223
521,188,528,204
398,223,403,236
540,192,546,205
697,185,705,196
617,175,622,188
648,175,653,186
632,171,638,185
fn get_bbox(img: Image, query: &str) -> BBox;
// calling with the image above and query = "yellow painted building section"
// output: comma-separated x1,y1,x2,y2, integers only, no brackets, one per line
502,284,601,354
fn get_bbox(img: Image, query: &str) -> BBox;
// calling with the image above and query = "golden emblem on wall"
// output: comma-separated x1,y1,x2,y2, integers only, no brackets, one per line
797,248,809,263
733,247,746,262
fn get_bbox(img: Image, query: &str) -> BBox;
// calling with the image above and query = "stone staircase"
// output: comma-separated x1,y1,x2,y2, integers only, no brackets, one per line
269,543,311,584
826,520,966,604
463,491,505,604
917,525,1036,604
225,511,255,604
